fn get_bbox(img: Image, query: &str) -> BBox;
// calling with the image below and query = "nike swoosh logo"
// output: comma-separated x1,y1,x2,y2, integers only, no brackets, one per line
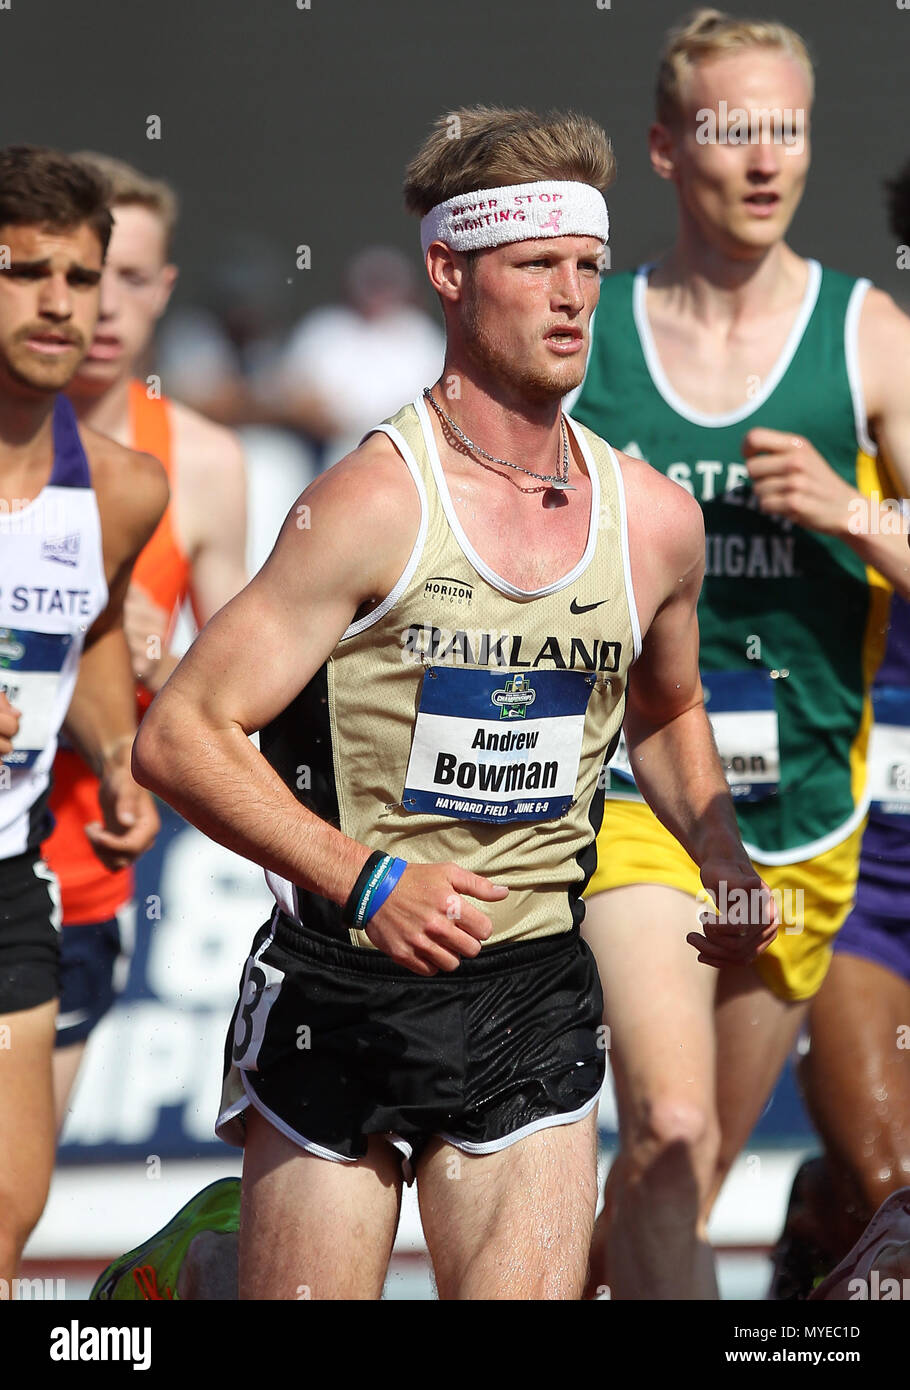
570,598,607,614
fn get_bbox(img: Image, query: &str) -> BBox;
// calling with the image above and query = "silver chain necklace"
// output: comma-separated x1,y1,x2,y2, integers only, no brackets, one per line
422,386,574,491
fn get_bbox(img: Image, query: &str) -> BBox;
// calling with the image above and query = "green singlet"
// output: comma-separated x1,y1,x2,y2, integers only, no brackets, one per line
571,260,891,863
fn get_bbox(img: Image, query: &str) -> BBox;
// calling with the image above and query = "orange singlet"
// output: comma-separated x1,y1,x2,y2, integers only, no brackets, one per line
43,382,192,923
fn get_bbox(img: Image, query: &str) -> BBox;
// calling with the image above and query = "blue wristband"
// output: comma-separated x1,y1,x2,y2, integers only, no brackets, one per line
352,854,393,927
361,856,408,924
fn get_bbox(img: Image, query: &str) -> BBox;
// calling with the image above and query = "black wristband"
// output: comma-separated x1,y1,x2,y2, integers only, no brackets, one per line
341,851,386,926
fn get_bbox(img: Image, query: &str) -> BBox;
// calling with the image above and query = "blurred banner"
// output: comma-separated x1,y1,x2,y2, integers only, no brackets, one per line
58,801,270,1163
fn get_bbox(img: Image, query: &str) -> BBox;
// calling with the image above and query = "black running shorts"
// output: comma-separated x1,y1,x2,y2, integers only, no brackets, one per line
217,909,604,1174
0,852,61,1013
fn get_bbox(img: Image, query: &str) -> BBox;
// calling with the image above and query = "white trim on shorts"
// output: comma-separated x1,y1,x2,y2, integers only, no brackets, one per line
217,1071,601,1172
436,1086,601,1156
31,857,62,933
231,1072,357,1164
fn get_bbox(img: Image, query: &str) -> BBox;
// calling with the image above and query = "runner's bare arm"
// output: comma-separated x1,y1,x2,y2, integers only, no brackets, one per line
621,462,775,965
744,290,910,598
177,412,248,627
861,288,910,588
132,435,507,975
63,440,169,867
126,411,248,692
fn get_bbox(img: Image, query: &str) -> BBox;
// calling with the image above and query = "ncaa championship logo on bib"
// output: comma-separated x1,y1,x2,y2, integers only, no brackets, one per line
403,665,594,822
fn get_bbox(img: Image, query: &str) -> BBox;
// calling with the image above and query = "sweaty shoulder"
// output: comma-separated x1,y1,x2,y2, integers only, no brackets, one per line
316,427,421,525
613,447,704,615
280,427,423,614
82,425,169,565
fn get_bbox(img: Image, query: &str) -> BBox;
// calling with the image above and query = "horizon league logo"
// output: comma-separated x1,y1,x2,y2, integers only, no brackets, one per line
424,576,474,607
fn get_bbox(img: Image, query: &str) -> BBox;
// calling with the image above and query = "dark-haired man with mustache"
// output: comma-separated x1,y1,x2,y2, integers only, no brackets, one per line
0,144,166,1281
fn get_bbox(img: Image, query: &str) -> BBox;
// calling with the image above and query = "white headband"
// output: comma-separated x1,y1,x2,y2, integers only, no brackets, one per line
420,180,609,256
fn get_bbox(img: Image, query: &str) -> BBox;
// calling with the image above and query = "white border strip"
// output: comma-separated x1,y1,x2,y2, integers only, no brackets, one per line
218,1068,601,1169
633,259,822,428
742,788,869,866
340,423,429,639
216,1072,357,1164
264,869,296,920
415,392,600,599
437,1087,601,1156
844,278,877,457
595,430,643,661
32,857,62,932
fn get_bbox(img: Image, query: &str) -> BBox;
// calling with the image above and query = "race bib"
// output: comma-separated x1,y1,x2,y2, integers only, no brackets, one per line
0,626,73,768
866,686,910,814
607,668,779,802
403,665,594,823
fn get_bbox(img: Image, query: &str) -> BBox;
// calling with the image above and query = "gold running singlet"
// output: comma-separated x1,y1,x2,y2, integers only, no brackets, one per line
261,394,641,946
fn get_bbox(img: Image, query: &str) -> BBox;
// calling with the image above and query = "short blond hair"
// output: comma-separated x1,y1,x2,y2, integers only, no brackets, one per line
656,8,815,125
404,106,616,217
71,151,178,255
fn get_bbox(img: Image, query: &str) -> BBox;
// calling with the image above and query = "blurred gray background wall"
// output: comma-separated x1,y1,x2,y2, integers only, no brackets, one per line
2,0,907,324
